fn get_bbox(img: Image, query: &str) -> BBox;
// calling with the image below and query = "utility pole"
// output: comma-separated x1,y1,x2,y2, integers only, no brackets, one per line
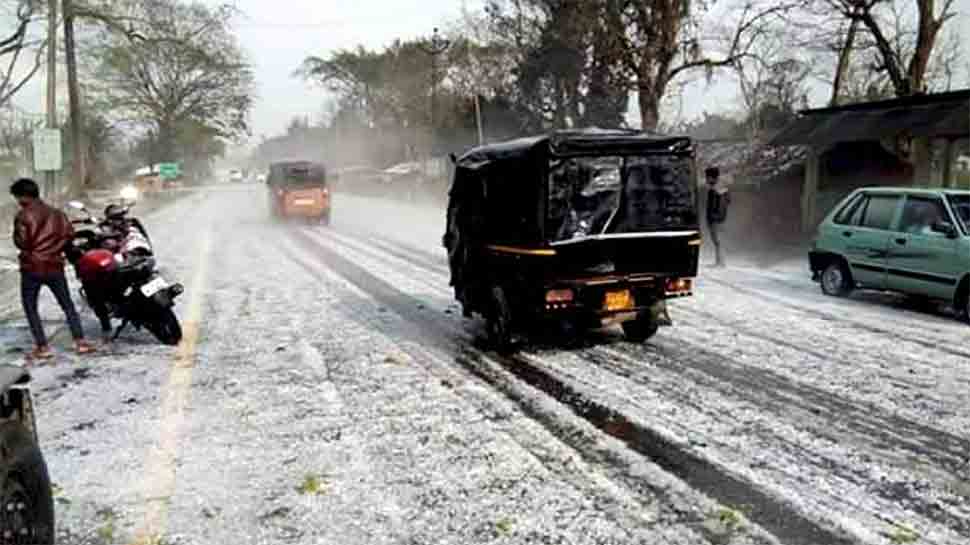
418,28,450,155
45,0,58,201
64,0,83,197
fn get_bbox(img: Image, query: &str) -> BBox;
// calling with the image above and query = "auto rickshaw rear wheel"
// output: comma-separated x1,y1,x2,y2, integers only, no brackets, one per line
486,286,513,353
0,421,54,545
622,314,659,343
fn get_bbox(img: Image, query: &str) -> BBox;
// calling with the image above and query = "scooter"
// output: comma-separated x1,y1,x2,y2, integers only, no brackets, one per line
0,366,54,544
65,200,185,346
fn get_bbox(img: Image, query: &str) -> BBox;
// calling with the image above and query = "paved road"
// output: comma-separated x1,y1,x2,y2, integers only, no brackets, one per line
4,185,968,545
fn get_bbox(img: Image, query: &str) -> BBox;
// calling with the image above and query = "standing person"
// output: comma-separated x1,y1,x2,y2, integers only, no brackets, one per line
10,178,96,360
705,166,730,268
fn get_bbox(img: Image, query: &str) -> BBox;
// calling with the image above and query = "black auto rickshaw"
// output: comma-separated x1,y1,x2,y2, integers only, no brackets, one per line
443,129,700,351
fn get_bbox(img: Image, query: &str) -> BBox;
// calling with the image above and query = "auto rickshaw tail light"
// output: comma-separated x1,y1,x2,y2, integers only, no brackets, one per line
545,289,574,303
665,277,692,295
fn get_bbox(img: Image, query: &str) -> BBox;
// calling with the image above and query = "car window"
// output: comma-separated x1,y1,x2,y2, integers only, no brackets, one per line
833,194,865,225
899,196,949,236
946,195,970,231
859,194,900,230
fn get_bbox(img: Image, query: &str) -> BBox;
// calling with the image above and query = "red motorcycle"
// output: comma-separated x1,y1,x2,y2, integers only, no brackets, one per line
65,200,184,345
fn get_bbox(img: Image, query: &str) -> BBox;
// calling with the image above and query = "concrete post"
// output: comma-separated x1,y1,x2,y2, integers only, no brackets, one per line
802,148,820,233
911,136,933,186
941,139,955,188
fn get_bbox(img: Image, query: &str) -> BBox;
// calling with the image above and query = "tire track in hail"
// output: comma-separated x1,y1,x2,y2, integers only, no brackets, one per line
292,226,857,545
349,227,970,536
348,226,970,487
283,231,738,545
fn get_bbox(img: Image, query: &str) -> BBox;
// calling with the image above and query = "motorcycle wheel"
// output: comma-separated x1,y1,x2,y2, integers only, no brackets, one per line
0,421,54,545
145,307,183,346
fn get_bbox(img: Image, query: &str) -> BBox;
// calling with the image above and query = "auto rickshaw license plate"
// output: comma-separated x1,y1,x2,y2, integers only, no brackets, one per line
604,289,633,311
293,198,315,205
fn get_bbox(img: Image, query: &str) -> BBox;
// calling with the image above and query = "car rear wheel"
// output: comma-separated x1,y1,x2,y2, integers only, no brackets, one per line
821,261,853,297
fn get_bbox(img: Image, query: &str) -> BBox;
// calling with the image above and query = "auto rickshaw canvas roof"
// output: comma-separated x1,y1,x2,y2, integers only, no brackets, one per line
454,129,693,171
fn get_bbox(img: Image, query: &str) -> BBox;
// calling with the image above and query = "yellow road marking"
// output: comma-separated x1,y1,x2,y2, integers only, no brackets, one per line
131,227,212,544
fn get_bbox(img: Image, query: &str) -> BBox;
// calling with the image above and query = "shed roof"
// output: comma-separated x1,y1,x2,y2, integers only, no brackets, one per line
771,90,970,147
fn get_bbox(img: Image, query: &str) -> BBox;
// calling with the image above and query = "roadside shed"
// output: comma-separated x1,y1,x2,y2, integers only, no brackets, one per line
771,90,970,232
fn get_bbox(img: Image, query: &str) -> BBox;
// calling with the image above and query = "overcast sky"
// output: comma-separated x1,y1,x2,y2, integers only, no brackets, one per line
219,0,484,140
8,0,970,144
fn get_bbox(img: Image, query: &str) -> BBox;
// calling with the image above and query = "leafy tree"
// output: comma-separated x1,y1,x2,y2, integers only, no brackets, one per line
86,0,253,165
484,0,628,130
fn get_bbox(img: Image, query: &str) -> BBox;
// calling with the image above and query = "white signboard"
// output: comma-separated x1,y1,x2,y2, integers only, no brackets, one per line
32,128,62,171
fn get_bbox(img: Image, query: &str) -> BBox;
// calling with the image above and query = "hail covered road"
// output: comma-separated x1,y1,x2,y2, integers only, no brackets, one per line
5,185,969,545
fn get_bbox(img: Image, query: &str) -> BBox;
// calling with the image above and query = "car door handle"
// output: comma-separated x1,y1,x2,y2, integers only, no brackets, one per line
842,231,853,237
895,238,907,245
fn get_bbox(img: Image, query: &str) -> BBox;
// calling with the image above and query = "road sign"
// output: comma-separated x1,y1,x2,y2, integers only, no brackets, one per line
32,128,62,171
158,162,180,180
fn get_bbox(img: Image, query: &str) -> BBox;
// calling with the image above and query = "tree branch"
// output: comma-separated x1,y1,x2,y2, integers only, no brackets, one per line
667,1,798,83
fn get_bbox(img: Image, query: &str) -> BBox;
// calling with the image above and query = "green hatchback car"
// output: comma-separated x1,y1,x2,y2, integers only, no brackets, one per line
809,187,970,320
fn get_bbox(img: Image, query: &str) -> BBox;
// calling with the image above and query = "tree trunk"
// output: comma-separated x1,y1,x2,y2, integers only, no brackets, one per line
156,121,176,165
638,86,660,131
830,18,858,106
907,0,939,95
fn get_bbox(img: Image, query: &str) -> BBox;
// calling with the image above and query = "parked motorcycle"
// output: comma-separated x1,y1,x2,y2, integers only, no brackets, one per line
65,200,184,345
0,366,54,544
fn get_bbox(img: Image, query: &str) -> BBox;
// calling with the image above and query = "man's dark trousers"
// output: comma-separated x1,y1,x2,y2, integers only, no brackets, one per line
21,271,84,346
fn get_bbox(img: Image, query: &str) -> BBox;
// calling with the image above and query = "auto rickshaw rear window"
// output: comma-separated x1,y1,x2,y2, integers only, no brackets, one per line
268,162,327,189
547,154,697,242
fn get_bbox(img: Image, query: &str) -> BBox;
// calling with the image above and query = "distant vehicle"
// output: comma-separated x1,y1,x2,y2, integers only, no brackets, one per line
255,173,267,184
267,161,331,225
444,129,700,351
810,187,970,320
228,169,244,183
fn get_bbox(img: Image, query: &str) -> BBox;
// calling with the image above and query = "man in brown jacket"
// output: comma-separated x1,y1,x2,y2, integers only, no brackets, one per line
10,179,95,360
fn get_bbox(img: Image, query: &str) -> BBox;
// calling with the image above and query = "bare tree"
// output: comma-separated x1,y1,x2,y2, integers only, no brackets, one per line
588,0,804,131
824,0,959,97
733,24,811,139
0,1,46,109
